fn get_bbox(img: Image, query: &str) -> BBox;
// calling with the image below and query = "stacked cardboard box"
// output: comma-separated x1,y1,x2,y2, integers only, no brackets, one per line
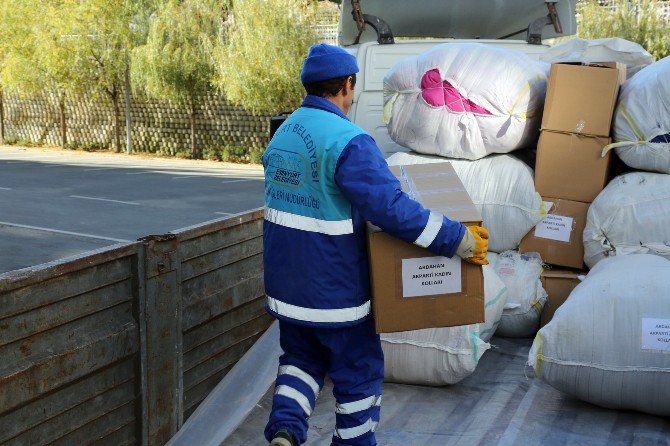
520,62,626,270
367,162,485,334
539,269,584,327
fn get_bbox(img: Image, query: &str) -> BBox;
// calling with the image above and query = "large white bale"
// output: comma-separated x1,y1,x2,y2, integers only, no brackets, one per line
609,56,670,174
490,251,547,338
528,254,670,417
387,152,545,253
539,37,653,79
583,172,670,268
383,42,547,160
381,263,507,386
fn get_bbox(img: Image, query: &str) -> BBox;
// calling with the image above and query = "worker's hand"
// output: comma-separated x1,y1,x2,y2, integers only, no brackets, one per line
455,225,489,265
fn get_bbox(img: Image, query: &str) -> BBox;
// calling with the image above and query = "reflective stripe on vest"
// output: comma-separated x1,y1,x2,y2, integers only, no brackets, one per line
265,208,353,236
267,295,370,323
414,211,443,248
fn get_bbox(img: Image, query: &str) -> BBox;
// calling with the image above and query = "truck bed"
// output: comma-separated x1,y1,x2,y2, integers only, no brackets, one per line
170,323,670,445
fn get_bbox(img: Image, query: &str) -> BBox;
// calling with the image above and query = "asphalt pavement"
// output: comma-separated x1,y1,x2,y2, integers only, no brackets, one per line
0,146,265,273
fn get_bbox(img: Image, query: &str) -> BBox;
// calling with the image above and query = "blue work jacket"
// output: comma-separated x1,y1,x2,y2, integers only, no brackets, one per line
263,95,465,327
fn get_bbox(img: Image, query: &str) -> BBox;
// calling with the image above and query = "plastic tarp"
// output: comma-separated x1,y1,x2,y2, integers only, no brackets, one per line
223,336,670,445
540,37,654,79
609,55,670,174
386,152,545,253
166,322,282,446
529,254,670,417
168,322,670,445
583,172,670,268
383,43,547,160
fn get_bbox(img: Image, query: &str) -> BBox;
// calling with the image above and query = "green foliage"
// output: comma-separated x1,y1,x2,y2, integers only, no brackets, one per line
248,148,263,164
0,1,83,97
203,144,262,163
215,0,320,114
64,0,153,98
132,0,221,103
64,140,82,150
577,0,670,60
174,149,193,159
64,140,106,151
3,135,19,145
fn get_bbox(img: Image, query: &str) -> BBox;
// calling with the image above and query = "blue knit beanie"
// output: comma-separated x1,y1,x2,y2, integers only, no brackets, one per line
300,43,359,85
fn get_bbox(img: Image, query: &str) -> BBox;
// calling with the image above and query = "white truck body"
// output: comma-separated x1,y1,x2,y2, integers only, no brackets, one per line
340,0,577,158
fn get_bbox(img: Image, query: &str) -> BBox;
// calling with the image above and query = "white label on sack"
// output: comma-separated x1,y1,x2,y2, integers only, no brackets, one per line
534,214,573,242
641,318,670,351
401,256,462,298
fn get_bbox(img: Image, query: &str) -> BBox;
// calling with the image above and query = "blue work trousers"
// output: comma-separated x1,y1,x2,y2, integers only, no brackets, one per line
264,318,384,445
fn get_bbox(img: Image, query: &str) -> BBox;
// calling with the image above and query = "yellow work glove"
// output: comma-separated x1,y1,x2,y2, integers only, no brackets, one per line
455,225,489,265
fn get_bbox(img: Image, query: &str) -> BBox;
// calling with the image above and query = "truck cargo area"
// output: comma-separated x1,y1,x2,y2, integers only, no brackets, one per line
170,322,670,445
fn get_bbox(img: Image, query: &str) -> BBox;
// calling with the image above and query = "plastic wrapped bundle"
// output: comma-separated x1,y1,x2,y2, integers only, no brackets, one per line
539,37,653,79
387,152,545,253
608,56,670,174
583,172,670,268
529,254,670,417
381,262,507,386
383,42,547,160
489,251,546,338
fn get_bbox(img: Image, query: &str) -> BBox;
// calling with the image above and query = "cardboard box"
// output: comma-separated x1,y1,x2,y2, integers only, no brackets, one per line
540,269,584,327
535,130,612,203
368,162,485,333
518,197,590,269
541,62,626,137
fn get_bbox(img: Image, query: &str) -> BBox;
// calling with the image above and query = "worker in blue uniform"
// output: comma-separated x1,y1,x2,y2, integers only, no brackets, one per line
263,43,490,446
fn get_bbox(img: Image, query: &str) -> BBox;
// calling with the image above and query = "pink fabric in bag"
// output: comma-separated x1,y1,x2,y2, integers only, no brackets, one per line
421,68,492,115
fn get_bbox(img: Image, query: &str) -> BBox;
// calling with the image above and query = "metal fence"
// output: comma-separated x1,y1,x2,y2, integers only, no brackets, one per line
0,208,272,446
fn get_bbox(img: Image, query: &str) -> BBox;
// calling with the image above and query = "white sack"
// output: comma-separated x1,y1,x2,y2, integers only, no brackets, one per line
583,172,670,268
609,56,670,174
489,251,547,338
383,42,547,160
387,152,545,253
528,254,670,417
381,263,507,386
540,37,653,79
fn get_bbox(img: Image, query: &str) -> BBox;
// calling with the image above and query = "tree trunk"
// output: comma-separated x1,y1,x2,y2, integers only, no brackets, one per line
124,63,133,155
59,96,67,148
0,88,5,144
112,91,121,153
189,94,197,159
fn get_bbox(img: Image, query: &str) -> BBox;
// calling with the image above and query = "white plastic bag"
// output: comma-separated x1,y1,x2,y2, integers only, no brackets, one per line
608,56,670,174
387,152,545,253
540,37,653,79
383,42,547,160
583,172,670,268
489,251,547,338
381,263,507,386
528,254,670,417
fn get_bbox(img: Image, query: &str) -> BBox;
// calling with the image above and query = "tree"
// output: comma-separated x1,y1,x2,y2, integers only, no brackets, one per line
578,0,670,60
0,0,85,148
132,0,221,158
64,1,156,153
214,0,320,115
